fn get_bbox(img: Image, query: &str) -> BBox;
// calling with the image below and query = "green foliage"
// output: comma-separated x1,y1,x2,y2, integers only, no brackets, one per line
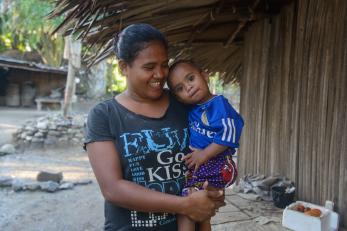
209,72,224,94
106,59,127,94
209,72,240,110
0,0,64,66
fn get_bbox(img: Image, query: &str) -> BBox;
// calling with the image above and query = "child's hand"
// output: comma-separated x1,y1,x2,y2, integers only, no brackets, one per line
183,147,209,172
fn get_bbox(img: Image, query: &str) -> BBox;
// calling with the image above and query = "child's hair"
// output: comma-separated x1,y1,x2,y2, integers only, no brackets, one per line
167,59,203,89
113,23,168,65
169,59,202,73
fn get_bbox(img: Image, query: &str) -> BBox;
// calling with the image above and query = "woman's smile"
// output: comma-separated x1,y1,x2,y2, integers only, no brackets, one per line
149,80,164,89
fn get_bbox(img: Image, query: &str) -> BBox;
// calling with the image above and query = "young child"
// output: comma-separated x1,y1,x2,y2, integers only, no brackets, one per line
167,60,244,231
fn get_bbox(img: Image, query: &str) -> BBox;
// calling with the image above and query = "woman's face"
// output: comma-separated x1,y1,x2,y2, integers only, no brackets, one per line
121,41,169,101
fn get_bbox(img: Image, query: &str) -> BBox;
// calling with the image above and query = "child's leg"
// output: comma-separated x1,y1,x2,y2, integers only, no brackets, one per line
179,182,222,231
177,214,195,231
197,184,223,231
199,219,211,231
178,187,198,231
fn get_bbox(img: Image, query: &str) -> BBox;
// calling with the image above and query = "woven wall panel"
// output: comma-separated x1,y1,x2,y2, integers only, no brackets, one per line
239,0,347,226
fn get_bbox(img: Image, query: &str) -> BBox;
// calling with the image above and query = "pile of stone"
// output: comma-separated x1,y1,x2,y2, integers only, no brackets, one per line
12,113,87,149
234,174,295,201
0,171,92,193
0,144,16,156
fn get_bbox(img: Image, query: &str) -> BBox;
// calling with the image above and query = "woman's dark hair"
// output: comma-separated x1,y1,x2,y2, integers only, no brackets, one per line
113,23,168,64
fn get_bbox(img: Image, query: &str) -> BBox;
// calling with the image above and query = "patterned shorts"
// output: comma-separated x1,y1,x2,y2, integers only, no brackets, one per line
182,151,238,196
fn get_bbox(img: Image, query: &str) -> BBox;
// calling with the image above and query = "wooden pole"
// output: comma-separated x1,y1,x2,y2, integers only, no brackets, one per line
0,0,11,14
63,36,81,117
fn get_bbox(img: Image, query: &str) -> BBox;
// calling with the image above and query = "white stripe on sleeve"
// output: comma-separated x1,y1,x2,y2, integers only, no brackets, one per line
222,118,227,141
227,118,232,142
231,118,236,143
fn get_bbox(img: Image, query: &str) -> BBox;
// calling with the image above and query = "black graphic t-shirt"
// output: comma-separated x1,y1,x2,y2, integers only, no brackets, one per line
84,92,189,231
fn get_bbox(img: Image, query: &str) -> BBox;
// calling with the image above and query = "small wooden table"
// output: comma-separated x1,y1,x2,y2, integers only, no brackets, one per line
35,97,64,111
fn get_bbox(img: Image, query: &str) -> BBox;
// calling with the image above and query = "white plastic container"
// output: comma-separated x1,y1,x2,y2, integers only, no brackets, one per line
282,201,339,231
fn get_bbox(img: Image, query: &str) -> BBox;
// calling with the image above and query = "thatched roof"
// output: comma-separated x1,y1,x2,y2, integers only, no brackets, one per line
51,0,292,83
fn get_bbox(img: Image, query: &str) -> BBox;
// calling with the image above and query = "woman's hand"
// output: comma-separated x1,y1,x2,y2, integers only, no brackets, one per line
181,181,225,222
203,181,225,211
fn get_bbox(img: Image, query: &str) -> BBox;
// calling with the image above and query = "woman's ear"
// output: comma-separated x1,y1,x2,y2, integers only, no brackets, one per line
118,60,128,76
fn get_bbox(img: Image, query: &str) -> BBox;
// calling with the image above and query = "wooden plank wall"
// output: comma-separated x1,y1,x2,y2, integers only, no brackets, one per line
238,0,347,227
8,69,66,97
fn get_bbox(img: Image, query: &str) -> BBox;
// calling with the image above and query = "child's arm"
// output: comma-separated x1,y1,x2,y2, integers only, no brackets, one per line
183,143,228,172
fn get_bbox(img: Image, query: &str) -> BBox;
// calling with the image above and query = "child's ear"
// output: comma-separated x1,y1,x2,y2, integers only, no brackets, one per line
118,60,128,76
202,71,209,82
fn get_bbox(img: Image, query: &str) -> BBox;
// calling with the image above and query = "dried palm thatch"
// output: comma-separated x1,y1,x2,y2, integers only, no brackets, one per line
50,0,291,83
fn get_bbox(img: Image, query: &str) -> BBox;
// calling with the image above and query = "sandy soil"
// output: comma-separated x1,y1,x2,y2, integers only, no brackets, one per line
0,147,104,231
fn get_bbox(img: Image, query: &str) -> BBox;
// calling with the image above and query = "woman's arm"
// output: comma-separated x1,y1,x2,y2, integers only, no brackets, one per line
87,141,225,222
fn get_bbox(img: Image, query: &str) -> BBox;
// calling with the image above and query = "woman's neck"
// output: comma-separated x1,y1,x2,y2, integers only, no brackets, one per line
115,90,169,118
123,89,162,104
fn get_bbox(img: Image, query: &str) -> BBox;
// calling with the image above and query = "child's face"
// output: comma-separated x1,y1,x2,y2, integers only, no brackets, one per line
169,63,212,104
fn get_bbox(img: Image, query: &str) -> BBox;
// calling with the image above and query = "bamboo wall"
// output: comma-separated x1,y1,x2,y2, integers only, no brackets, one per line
238,0,347,227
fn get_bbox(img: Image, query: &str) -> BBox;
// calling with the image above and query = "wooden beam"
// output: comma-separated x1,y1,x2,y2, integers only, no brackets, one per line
187,0,225,44
224,0,260,47
224,20,247,47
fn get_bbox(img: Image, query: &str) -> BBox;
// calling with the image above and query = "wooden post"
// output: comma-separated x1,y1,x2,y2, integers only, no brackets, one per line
0,0,11,14
63,36,81,117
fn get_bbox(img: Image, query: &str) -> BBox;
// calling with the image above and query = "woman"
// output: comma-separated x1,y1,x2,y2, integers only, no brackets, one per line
84,23,224,230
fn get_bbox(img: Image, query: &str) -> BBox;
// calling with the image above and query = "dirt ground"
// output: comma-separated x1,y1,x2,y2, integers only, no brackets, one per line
0,148,104,231
0,107,48,146
0,107,104,231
